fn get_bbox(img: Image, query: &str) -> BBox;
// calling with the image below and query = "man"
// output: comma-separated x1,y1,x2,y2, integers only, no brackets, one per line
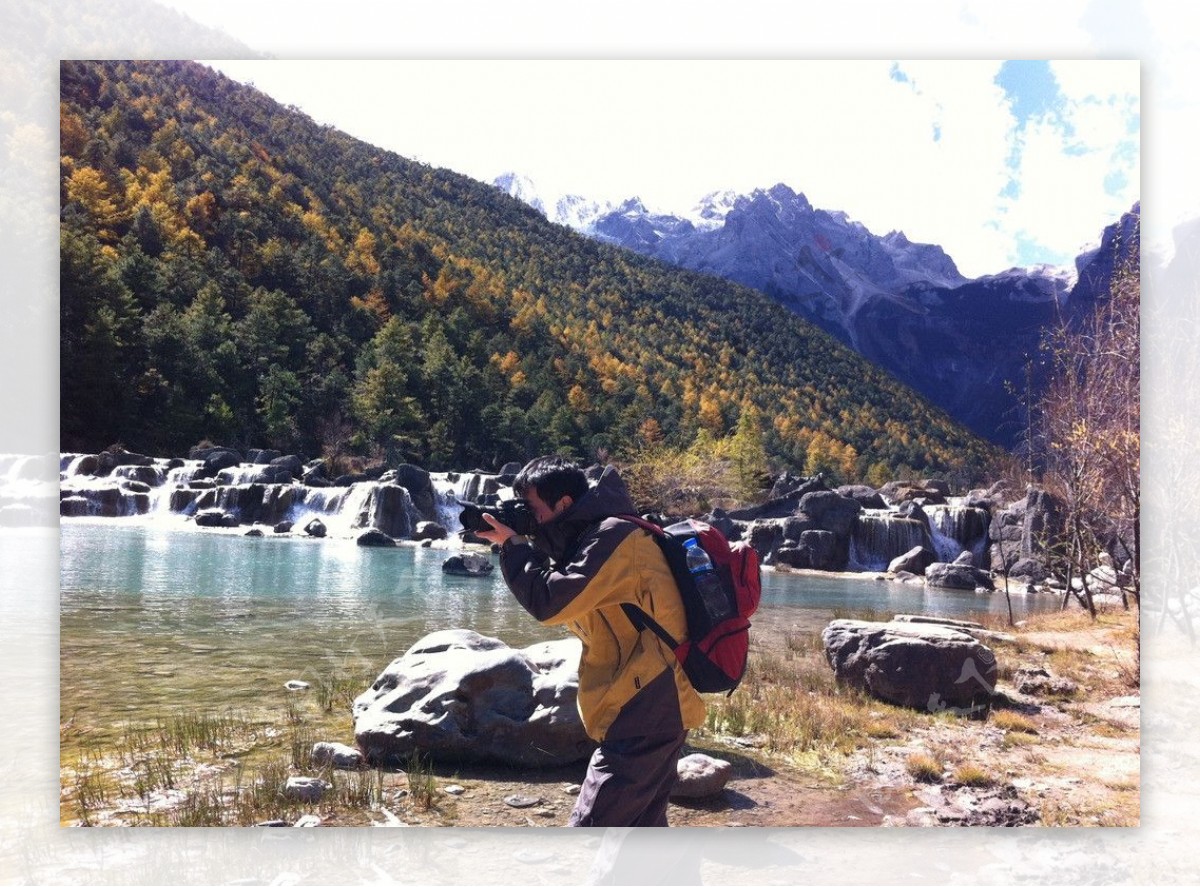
476,455,705,827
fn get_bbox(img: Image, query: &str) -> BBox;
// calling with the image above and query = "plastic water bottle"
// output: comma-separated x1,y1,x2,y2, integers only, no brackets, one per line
684,538,731,623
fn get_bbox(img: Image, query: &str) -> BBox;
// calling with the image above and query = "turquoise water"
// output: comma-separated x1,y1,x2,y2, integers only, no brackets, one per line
59,521,1061,732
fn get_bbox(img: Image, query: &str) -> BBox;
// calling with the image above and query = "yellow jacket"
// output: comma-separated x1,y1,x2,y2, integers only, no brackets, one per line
499,468,706,741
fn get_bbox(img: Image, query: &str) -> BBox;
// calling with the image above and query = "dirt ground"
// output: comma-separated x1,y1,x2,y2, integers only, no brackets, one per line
331,605,1140,829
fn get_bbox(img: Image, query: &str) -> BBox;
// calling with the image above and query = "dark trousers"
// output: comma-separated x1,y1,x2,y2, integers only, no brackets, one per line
568,730,687,827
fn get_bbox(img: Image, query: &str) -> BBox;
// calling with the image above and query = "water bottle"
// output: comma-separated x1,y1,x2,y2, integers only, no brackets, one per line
683,538,731,623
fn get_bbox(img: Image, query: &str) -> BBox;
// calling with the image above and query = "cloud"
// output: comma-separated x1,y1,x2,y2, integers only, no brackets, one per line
203,58,1138,278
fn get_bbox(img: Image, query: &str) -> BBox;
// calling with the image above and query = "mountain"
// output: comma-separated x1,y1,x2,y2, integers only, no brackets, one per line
59,60,1000,481
496,175,1139,447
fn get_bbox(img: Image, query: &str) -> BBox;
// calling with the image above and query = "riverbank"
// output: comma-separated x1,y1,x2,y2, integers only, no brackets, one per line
60,603,1139,827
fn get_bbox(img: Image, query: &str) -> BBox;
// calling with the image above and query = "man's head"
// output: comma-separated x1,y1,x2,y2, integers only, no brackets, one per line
513,456,589,525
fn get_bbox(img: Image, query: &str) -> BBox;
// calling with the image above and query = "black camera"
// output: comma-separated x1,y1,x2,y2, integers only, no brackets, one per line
457,498,537,536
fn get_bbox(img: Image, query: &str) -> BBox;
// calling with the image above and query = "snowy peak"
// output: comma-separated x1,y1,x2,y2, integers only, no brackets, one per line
493,172,546,216
492,172,615,231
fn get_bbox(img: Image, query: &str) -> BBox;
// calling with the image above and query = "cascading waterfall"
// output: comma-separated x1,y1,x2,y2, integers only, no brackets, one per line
849,511,929,571
924,502,990,565
430,471,504,535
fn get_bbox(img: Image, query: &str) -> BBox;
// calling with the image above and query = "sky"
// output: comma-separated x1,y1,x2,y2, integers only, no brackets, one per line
197,57,1139,278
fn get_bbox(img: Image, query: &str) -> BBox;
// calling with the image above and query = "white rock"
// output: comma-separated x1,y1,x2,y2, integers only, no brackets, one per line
311,741,364,770
671,753,733,798
284,776,331,803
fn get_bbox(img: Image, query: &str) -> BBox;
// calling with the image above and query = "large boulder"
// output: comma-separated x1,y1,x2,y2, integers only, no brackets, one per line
837,485,888,509
391,464,438,522
412,521,448,542
822,619,997,711
773,530,839,571
925,561,995,591
353,630,592,767
797,491,861,537
888,545,937,575
879,481,947,506
728,474,826,521
356,528,397,547
442,553,494,577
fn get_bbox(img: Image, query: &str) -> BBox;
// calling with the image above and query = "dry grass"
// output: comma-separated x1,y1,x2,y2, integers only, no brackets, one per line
952,763,997,788
905,753,942,783
991,710,1039,734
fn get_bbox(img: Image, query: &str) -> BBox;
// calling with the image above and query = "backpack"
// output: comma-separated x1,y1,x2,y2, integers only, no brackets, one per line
618,516,762,694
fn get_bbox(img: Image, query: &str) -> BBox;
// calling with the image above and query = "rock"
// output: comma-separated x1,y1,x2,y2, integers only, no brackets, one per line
910,783,1039,826
194,508,228,528
822,619,997,711
197,448,242,477
443,784,466,796
95,448,154,476
925,562,994,591
245,528,264,537
392,464,438,521
284,777,331,803
441,553,494,577
747,519,786,560
247,449,282,464
269,454,305,476
285,680,310,691
769,472,828,500
312,741,366,770
879,481,947,506
837,485,888,509
727,474,825,521
256,820,289,827
779,530,838,571
503,795,541,808
60,496,90,517
355,483,418,539
357,528,397,547
671,753,733,799
952,550,975,567
293,815,322,827
353,630,592,767
563,784,581,796
1013,667,1078,697
304,518,327,538
888,546,936,575
797,490,861,537
782,516,817,542
412,521,448,542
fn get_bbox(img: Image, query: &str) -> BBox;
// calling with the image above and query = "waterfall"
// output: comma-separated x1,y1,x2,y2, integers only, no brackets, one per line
60,453,497,541
430,472,494,534
924,503,990,565
60,454,91,477
849,511,928,571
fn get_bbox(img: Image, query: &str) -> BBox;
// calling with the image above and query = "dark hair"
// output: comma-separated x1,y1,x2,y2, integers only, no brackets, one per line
513,456,589,509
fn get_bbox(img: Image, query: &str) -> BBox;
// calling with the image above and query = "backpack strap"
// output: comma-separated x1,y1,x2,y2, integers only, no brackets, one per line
613,514,685,653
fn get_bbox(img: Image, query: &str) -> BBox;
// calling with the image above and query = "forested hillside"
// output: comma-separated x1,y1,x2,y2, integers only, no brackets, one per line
60,60,999,482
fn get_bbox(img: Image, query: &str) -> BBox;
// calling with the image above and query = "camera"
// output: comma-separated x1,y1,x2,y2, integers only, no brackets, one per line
457,498,537,536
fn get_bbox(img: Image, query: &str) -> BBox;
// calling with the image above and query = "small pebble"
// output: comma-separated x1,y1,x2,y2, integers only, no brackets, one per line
444,784,465,796
285,680,310,691
562,783,581,796
293,815,322,827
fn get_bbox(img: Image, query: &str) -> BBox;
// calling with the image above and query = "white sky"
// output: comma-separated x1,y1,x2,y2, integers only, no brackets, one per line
199,58,1138,278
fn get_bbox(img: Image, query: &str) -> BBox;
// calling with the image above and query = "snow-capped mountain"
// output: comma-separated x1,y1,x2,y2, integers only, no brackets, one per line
492,172,1138,447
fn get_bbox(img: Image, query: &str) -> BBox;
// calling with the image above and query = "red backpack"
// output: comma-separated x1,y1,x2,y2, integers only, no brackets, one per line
619,516,761,694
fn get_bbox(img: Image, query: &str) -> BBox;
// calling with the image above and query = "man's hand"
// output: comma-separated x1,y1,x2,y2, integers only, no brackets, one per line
474,512,517,546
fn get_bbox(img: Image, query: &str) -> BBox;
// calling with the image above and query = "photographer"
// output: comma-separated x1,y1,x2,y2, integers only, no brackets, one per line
473,456,705,827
